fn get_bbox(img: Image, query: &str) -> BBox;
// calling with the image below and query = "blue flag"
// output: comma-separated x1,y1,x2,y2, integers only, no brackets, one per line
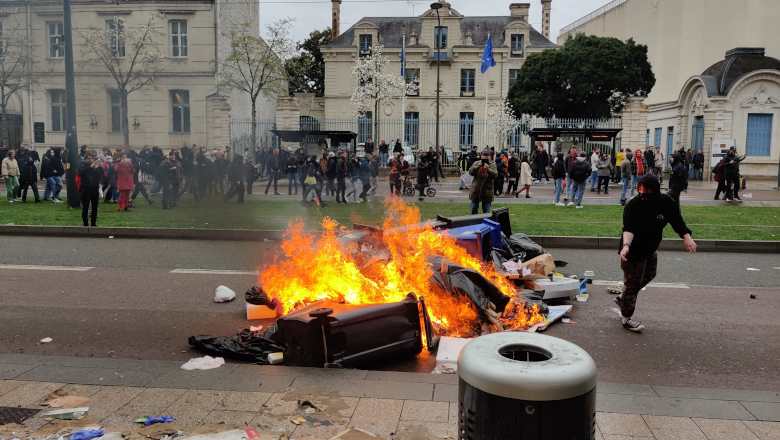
400,44,405,77
481,35,496,74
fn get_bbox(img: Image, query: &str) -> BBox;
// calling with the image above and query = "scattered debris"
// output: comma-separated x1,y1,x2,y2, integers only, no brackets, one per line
49,396,90,409
436,336,472,367
133,416,149,424
524,275,581,300
40,337,52,343
143,415,177,425
750,293,757,299
533,305,572,332
40,388,69,405
268,352,284,365
181,356,225,370
250,325,263,332
583,270,595,277
263,238,274,243
331,428,380,439
69,429,104,440
290,417,307,425
576,294,589,302
432,363,457,374
43,407,89,420
746,268,760,271
742,193,753,198
214,285,236,303
607,285,622,294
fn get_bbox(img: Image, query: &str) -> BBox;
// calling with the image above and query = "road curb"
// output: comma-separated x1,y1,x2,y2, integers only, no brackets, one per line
0,225,777,253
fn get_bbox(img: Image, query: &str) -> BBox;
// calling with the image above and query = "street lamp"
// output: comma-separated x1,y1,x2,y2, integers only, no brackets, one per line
430,2,442,153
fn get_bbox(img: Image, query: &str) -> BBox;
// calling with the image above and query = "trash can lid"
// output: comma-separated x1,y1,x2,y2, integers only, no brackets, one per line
458,332,597,401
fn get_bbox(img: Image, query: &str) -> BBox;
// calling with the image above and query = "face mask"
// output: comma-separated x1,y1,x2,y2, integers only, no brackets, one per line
639,192,654,201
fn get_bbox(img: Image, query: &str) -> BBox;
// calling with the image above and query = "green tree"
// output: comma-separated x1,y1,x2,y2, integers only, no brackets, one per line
507,34,655,119
285,28,331,97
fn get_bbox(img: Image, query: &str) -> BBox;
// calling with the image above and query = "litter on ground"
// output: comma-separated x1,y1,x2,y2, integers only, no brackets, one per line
214,285,236,302
181,356,225,370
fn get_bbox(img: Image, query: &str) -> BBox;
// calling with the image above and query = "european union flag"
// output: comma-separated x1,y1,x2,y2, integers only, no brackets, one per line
481,35,496,74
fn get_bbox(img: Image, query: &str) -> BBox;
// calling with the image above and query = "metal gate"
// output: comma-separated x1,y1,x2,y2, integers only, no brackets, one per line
229,119,277,156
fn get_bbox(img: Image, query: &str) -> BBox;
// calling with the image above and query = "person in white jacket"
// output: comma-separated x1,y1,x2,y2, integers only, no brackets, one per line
515,155,533,198
653,147,665,184
589,148,601,191
2,150,21,202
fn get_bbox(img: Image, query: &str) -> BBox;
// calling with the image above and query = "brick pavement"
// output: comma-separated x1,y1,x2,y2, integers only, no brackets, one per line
1,355,780,439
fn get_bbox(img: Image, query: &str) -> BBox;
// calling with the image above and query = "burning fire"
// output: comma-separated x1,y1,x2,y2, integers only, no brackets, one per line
259,198,545,336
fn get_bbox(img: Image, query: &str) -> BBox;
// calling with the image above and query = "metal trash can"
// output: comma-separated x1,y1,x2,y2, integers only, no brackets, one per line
458,332,597,440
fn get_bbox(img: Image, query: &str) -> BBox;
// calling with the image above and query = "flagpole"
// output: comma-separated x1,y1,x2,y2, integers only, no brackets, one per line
401,33,405,152
483,33,489,150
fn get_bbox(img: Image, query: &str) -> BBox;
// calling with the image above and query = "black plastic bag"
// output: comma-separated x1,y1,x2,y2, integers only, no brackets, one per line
507,233,545,261
245,285,277,308
188,325,284,363
518,289,550,315
427,255,510,315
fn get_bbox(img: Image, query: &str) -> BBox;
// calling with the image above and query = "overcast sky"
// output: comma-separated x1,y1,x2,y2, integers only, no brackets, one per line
258,0,612,46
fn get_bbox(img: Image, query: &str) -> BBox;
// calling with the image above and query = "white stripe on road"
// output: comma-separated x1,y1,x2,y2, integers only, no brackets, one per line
0,264,94,271
591,280,690,289
169,269,258,275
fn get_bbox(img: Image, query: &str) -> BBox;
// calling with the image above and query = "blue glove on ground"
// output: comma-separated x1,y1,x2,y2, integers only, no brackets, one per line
70,430,104,440
144,415,177,425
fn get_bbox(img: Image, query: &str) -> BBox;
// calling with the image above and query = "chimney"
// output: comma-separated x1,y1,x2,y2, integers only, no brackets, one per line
540,0,552,38
332,0,342,40
509,3,531,21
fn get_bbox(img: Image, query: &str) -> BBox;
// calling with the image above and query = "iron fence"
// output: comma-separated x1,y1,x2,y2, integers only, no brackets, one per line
229,119,277,155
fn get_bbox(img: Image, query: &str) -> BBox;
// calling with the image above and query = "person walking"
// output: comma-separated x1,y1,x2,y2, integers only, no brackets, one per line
155,155,173,209
563,147,578,202
653,147,665,184
19,156,41,203
359,153,372,202
692,148,705,181
529,145,539,181
369,153,379,196
129,154,153,207
589,148,600,191
416,153,430,200
345,153,360,202
77,153,104,225
244,158,259,195
41,149,64,203
264,149,281,195
619,151,635,205
685,148,694,179
168,152,182,207
334,151,348,204
667,153,688,205
615,174,696,332
568,152,590,208
388,154,402,196
515,155,533,198
468,150,497,214
494,154,506,196
102,157,118,204
147,147,163,194
179,154,200,202
552,152,566,206
722,146,746,202
115,155,135,212
300,155,327,207
596,153,612,195
505,152,519,195
224,155,246,203
712,160,727,200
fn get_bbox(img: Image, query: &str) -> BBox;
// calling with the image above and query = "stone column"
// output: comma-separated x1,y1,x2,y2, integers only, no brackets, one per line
275,97,301,152
621,96,648,154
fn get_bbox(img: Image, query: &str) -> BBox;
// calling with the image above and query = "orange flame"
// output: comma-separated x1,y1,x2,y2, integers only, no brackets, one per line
258,198,545,336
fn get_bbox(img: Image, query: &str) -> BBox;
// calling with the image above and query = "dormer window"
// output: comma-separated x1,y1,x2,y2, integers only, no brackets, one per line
359,34,372,57
434,26,448,50
510,34,524,57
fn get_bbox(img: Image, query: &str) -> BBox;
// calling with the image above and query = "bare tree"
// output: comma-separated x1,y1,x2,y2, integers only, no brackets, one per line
75,14,164,149
219,19,296,152
0,20,44,146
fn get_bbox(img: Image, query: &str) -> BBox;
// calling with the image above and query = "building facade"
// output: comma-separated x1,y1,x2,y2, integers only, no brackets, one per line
0,0,274,151
318,1,559,151
558,0,780,178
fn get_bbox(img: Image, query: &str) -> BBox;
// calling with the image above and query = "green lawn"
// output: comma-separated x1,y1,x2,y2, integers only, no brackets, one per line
1,195,778,241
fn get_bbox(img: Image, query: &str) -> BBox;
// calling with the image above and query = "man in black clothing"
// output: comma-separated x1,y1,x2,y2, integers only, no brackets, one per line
214,152,227,193
667,153,688,205
77,153,104,225
224,156,245,203
692,148,705,181
364,138,374,155
264,149,281,195
245,158,259,194
643,147,655,177
179,154,199,201
427,147,441,182
148,147,163,193
722,146,746,202
615,174,696,332
156,155,173,209
129,155,153,207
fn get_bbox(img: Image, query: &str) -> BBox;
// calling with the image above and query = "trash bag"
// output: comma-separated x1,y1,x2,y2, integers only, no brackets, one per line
245,285,276,307
518,289,550,315
188,326,284,364
507,233,545,261
214,285,236,303
489,249,521,274
427,255,510,315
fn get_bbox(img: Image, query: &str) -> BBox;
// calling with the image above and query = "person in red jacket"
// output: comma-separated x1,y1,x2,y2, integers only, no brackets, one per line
115,154,135,212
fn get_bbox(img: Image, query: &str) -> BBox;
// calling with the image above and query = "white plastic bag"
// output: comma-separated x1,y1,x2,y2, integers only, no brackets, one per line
181,356,225,370
214,285,236,303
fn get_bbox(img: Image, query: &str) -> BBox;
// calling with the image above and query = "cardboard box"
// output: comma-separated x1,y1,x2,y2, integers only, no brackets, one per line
524,276,580,300
519,253,556,280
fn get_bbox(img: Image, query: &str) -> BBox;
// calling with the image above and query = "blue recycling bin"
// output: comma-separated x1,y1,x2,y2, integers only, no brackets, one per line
437,224,492,261
481,219,502,250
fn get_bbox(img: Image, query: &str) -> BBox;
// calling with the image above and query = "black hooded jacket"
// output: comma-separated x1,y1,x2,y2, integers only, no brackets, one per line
668,154,688,192
552,153,566,179
621,175,692,262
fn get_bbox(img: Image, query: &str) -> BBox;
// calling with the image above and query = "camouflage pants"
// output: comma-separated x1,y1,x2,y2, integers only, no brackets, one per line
619,252,658,318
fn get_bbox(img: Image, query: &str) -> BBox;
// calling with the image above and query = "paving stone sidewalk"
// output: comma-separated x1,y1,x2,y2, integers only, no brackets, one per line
1,355,780,439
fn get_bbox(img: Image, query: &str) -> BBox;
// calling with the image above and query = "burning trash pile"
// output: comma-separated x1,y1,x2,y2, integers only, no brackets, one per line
190,200,578,368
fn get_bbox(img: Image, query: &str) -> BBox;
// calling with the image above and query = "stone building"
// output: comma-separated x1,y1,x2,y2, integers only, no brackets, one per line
558,0,780,178
0,0,275,150
317,1,559,150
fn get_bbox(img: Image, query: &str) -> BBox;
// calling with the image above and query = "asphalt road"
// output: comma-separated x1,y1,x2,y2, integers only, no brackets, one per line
1,235,778,391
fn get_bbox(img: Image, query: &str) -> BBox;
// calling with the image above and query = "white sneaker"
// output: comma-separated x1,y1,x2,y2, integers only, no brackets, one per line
567,202,574,207
576,205,583,209
555,202,565,207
